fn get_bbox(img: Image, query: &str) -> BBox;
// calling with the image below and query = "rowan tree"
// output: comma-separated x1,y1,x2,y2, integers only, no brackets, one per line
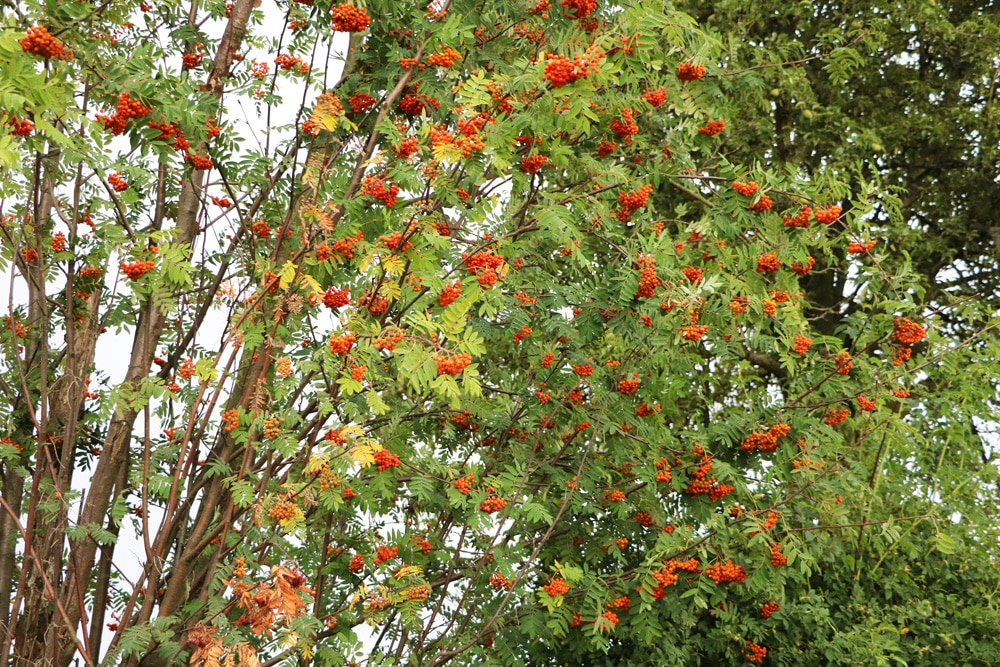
0,0,998,666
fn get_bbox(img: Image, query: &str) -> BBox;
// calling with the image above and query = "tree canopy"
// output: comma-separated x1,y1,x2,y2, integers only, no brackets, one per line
0,0,998,665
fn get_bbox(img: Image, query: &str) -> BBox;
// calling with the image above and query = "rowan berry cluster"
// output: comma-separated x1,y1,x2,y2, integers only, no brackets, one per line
698,120,726,136
604,489,625,503
814,205,842,224
783,204,812,228
572,363,594,377
373,545,398,565
268,499,297,521
328,332,356,355
275,358,293,378
596,139,616,157
793,335,813,354
641,88,667,107
748,194,773,212
361,175,400,207
263,417,281,439
791,256,816,276
744,641,767,664
221,409,239,432
120,260,155,280
540,352,555,368
96,93,153,136
847,240,876,254
654,457,672,483
600,611,619,628
740,423,790,453
20,26,70,60
834,351,853,375
520,154,548,174
463,251,505,288
680,324,709,341
50,232,66,253
892,317,926,345
769,542,787,566
616,183,653,221
20,248,38,264
676,62,706,81
731,181,758,197
542,49,602,88
617,374,639,395
705,560,747,584
635,402,658,417
635,263,661,298
436,353,472,376
609,596,631,611
761,601,781,618
513,326,532,343
480,495,507,513
490,573,513,589
373,449,401,472
330,231,364,261
561,0,597,18
454,473,474,494
349,93,377,114
543,577,570,596
331,3,371,32
186,153,213,170
756,253,780,273
427,47,462,68
181,50,204,70
348,554,364,572
856,394,877,412
148,120,189,151
274,54,309,73
394,136,420,160
6,116,33,137
610,107,639,139
107,172,129,192
323,287,351,309
373,327,405,351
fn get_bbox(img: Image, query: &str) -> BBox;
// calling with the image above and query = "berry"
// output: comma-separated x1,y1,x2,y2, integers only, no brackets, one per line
20,26,70,60
329,332,357,355
814,205,842,224
748,194,773,212
543,577,570,596
436,353,472,376
372,449,401,472
676,62,706,81
761,601,780,618
323,287,351,309
480,496,507,513
698,120,726,136
892,317,926,345
731,181,758,197
704,560,746,584
792,335,813,354
331,4,371,32
641,88,667,107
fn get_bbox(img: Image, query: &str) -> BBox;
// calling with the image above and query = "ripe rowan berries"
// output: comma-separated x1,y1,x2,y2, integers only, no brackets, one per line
761,601,781,618
221,409,240,432
610,108,639,139
704,560,746,584
744,641,767,664
541,352,555,368
543,577,570,596
107,173,129,192
698,120,726,136
641,88,667,107
268,499,298,521
20,26,70,60
561,0,596,19
120,260,155,280
323,287,351,309
520,154,548,173
783,204,813,228
748,193,773,212
349,93,377,114
731,181,758,197
6,116,33,137
374,545,398,564
769,542,787,566
834,351,853,375
856,394,877,412
348,554,364,572
480,496,507,513
329,332,356,355
892,317,926,345
600,611,619,628
617,374,639,395
847,239,877,254
373,449,401,472
793,335,813,354
490,573,513,589
50,232,66,254
572,363,594,377
814,205,842,224
436,353,472,376
263,417,281,439
596,139,616,157
513,326,532,343
616,184,653,221
20,248,38,264
824,408,850,426
361,175,400,207
680,325,708,341
454,473,474,494
427,47,461,68
791,256,816,276
676,62,706,81
331,3,371,32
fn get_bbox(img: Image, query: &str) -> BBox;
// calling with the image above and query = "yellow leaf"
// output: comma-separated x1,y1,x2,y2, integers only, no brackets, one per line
278,261,297,289
393,565,423,579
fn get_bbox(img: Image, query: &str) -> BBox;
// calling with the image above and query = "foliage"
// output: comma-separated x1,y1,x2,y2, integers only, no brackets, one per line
0,0,997,665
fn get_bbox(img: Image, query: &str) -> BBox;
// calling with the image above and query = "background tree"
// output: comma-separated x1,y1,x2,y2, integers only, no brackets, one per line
0,1,997,667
